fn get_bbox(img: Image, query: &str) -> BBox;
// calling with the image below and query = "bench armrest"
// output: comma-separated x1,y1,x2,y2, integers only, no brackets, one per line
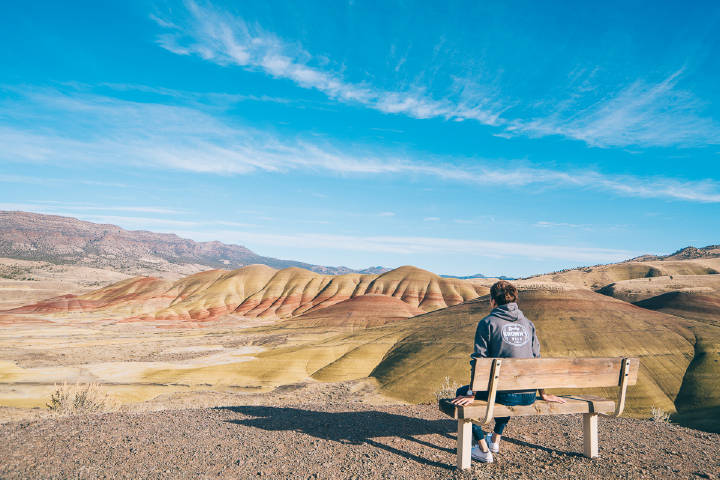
481,358,502,424
613,358,631,417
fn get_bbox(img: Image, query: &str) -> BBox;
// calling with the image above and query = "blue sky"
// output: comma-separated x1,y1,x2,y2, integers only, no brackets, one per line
1,1,719,277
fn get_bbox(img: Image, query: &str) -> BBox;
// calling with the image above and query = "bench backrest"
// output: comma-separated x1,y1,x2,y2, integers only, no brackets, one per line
470,357,639,392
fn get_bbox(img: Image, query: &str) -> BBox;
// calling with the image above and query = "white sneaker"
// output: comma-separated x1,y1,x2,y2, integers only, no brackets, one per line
470,445,494,463
486,434,500,453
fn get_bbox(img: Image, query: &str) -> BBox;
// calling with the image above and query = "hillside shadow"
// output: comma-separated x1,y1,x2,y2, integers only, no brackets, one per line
218,405,456,470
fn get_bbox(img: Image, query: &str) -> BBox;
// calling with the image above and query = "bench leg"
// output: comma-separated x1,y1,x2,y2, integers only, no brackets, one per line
457,419,472,470
583,413,598,458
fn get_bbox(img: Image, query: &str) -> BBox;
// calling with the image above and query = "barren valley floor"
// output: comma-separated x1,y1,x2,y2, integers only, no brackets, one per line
0,315,401,422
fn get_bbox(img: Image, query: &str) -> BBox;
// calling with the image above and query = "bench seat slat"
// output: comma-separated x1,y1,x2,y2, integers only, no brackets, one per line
439,395,615,419
470,357,639,391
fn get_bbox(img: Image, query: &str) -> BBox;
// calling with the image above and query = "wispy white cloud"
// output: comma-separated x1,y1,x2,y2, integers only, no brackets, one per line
152,1,503,125
296,219,331,225
2,87,720,202
58,205,185,214
508,70,720,148
378,211,395,217
97,81,300,107
69,214,201,228
0,204,201,228
80,206,183,214
370,127,405,134
154,3,719,149
0,173,125,188
214,220,258,228
535,221,589,229
174,229,635,263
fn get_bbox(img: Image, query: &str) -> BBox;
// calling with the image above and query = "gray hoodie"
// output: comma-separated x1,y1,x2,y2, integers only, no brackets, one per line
470,302,540,368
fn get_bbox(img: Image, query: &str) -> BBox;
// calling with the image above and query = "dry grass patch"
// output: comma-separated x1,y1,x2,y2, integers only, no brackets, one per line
47,382,119,415
434,376,461,402
651,405,672,423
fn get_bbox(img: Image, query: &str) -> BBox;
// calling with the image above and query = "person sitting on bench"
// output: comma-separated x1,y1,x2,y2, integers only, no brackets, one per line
450,280,566,463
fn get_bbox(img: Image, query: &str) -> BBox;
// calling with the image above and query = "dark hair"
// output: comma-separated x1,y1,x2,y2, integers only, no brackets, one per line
490,280,518,306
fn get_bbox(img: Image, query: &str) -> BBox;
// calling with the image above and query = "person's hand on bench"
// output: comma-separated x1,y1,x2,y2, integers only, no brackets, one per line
450,394,475,406
539,389,567,404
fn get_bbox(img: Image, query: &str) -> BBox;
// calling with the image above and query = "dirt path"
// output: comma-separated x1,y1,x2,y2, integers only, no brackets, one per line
1,402,719,479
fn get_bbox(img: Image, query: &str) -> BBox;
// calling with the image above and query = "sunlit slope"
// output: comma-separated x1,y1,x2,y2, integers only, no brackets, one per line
529,258,720,290
156,265,486,321
139,320,417,387
371,287,696,416
635,290,720,432
365,266,486,310
157,265,279,320
4,265,488,322
232,268,371,318
598,274,720,303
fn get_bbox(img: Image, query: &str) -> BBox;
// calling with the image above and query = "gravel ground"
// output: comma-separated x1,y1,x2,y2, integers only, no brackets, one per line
1,402,719,480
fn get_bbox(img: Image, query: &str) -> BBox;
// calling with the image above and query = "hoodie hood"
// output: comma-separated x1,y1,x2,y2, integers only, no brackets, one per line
470,301,541,366
491,302,521,322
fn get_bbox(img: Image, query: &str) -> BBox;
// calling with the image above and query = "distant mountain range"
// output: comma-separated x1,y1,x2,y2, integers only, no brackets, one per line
441,273,516,280
4,210,718,281
0,211,390,276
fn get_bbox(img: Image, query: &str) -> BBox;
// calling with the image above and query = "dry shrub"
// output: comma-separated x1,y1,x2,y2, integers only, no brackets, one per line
47,382,119,415
650,405,671,423
434,376,461,402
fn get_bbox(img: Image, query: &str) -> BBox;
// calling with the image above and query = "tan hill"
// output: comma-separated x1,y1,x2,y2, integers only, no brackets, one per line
158,263,489,320
370,286,698,419
4,265,488,322
634,290,720,432
528,258,720,290
0,211,374,276
635,290,720,326
597,274,720,303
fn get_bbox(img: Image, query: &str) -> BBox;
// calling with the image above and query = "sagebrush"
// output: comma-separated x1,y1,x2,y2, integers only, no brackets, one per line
47,382,118,415
650,405,671,423
434,376,461,402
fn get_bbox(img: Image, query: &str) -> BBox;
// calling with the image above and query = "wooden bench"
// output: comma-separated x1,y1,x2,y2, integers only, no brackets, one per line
438,357,639,470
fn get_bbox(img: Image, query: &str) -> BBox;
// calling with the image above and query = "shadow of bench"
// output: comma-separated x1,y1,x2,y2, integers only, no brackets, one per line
218,405,456,470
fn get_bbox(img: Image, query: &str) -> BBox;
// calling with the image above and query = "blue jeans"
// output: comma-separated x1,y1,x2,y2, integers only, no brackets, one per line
455,385,536,441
